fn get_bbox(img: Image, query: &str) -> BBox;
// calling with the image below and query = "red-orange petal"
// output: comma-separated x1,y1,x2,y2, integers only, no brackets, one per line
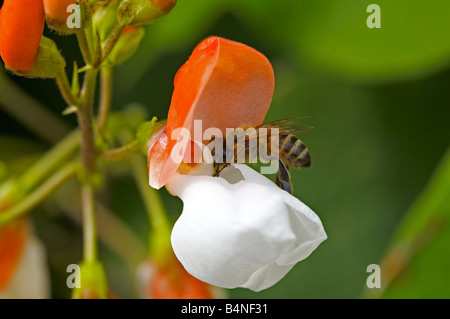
43,0,77,24
144,259,214,299
0,219,28,290
149,36,275,189
0,0,45,73
152,0,177,14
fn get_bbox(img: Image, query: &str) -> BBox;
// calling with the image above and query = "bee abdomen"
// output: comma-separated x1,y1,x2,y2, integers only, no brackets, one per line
280,135,311,168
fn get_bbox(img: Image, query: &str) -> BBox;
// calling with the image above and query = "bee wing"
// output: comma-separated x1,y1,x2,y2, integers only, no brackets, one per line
257,117,314,136
240,117,312,153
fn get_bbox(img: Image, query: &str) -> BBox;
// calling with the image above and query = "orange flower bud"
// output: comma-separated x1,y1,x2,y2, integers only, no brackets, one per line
43,0,77,31
138,257,216,299
43,0,77,24
152,0,177,14
0,220,28,291
0,0,45,74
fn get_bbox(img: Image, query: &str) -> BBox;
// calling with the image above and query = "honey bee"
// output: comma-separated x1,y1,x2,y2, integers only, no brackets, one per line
209,117,312,194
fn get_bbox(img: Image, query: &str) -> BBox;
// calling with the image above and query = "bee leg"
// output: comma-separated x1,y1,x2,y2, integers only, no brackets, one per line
276,174,293,194
214,163,231,177
276,160,293,194
213,162,220,177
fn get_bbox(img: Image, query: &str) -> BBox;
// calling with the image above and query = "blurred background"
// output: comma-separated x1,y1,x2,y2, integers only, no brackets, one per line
1,0,449,298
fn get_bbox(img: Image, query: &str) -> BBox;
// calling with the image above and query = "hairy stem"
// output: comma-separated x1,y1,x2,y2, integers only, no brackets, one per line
55,70,79,107
77,30,93,66
98,67,113,138
77,69,98,173
97,24,126,67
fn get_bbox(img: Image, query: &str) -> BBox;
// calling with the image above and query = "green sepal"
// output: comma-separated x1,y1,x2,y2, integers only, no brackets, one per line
117,0,147,26
72,260,108,299
130,0,177,26
7,37,66,79
136,117,167,152
93,0,120,41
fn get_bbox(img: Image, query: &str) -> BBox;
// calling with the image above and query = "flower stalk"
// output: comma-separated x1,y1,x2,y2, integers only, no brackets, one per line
102,140,140,160
81,183,97,262
0,162,80,228
55,69,79,107
76,30,93,66
97,24,126,68
132,154,171,263
77,68,98,174
98,67,113,139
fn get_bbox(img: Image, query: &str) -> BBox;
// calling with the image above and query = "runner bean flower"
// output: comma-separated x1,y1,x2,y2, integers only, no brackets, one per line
147,37,327,291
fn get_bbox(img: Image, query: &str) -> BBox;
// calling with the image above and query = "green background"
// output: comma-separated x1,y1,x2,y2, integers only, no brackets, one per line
1,0,449,298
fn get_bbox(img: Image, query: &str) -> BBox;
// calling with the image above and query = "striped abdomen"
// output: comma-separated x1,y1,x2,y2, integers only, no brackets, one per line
278,133,311,168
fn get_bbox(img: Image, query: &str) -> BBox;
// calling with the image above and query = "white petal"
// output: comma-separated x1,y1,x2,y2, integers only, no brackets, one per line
169,164,327,292
0,235,50,299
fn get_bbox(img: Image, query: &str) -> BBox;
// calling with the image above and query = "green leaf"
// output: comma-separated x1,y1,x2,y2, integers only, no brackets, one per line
363,146,450,298
237,0,450,83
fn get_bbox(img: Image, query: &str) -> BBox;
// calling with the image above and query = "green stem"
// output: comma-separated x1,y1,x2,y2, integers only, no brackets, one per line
20,130,80,192
77,30,92,66
102,140,140,161
97,24,126,68
131,154,171,260
132,155,170,230
98,67,113,138
77,64,100,266
61,199,147,270
77,0,93,66
81,183,97,262
55,69,79,107
78,69,98,173
0,163,80,227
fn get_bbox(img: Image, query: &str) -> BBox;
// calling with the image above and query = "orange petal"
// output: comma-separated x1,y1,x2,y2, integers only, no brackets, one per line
0,0,45,73
152,0,177,14
0,219,28,291
43,0,77,24
149,36,275,189
143,258,214,299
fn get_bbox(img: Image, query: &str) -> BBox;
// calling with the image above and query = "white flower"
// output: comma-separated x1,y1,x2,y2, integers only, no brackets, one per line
0,234,50,299
168,164,327,292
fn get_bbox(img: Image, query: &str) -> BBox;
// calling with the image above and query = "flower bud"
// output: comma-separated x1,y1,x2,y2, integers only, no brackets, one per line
117,0,147,26
136,257,216,299
0,220,28,291
72,261,108,299
126,0,177,26
0,0,45,74
93,0,121,41
43,0,78,34
108,26,145,65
